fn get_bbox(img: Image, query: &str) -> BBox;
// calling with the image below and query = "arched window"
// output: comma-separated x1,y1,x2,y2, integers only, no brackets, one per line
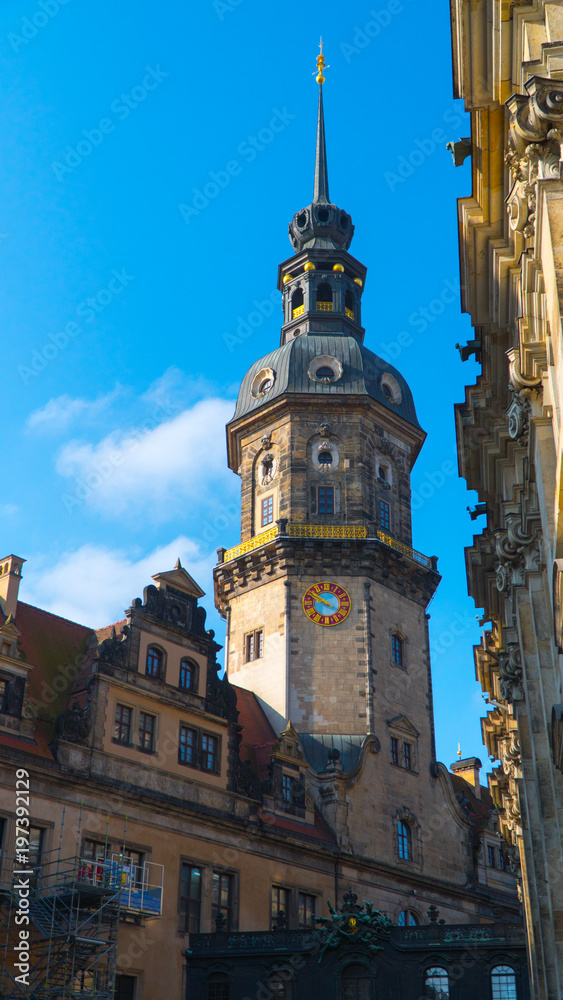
146,646,163,679
342,963,371,1000
268,978,292,999
316,282,333,311
292,288,304,319
179,658,197,692
207,973,229,1000
424,967,449,999
398,819,412,860
398,909,418,926
392,634,403,666
318,450,333,466
345,289,355,320
491,966,517,1000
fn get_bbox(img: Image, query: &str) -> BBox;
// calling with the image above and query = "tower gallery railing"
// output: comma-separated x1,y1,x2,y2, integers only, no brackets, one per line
220,524,434,569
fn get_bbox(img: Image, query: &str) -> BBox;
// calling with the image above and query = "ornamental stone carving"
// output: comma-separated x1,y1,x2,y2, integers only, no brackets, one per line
500,731,523,778
506,386,531,442
498,643,524,703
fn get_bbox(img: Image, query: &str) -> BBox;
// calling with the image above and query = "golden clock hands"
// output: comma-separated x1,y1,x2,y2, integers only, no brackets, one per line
315,595,336,608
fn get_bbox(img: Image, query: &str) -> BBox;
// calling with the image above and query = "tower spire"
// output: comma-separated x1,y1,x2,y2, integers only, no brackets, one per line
313,39,330,205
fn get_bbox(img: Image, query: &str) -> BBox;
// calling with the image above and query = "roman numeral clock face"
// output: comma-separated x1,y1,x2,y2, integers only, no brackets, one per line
302,583,351,626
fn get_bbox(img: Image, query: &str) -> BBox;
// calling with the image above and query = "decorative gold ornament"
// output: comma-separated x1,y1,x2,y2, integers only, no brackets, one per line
283,274,292,284
354,278,363,286
333,264,344,272
302,582,351,626
304,262,316,271
315,38,329,85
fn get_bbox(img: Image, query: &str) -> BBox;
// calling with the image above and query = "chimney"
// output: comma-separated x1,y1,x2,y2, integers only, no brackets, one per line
0,555,26,619
450,756,483,799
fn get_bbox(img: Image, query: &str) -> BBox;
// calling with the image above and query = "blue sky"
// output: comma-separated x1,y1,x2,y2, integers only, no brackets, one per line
1,0,493,771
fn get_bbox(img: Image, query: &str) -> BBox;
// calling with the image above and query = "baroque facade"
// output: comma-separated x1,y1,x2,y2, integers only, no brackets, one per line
0,50,529,1000
450,2,563,998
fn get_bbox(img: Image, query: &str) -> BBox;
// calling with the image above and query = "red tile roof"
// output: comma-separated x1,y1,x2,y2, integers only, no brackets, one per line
14,602,96,716
233,685,277,777
0,721,55,761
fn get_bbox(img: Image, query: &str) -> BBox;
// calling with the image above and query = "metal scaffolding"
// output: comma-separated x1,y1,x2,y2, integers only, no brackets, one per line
0,850,163,999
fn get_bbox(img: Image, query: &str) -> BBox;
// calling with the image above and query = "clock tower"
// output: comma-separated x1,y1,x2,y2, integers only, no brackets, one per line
214,50,440,757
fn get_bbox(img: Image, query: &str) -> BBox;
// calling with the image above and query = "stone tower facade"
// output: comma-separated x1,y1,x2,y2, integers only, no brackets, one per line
214,74,439,742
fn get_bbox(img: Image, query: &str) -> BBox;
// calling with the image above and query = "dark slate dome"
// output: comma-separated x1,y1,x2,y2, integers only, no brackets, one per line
231,334,422,429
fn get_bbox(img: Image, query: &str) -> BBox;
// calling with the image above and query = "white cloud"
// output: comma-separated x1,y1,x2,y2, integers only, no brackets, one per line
56,397,236,519
0,504,18,517
27,388,121,432
22,537,218,629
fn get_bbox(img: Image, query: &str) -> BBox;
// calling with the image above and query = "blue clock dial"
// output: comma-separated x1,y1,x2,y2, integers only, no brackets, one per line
313,592,340,615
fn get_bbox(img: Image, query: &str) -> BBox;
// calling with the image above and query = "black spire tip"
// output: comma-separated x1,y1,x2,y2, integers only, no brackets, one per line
313,84,330,205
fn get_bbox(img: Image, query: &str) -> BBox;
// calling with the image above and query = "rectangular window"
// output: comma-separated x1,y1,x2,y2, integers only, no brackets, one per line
212,871,234,931
245,630,263,662
0,679,7,712
179,724,197,766
298,892,316,928
113,704,132,745
0,816,6,867
318,485,334,515
261,495,274,527
121,849,145,889
271,885,290,927
138,711,156,753
403,742,412,770
487,845,496,868
115,975,136,1000
390,737,399,765
28,826,45,868
281,774,294,805
201,733,219,772
179,862,202,933
379,499,390,532
80,839,107,885
498,850,506,872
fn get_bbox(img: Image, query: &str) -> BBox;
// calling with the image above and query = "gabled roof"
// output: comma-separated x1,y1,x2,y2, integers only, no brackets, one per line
152,559,205,598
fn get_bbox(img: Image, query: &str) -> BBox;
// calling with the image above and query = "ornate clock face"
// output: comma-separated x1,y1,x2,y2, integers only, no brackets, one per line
302,582,351,626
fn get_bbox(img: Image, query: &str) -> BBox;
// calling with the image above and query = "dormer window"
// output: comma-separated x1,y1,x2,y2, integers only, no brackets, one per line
316,367,335,381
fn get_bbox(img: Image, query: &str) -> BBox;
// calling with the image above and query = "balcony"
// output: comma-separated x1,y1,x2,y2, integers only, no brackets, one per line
292,305,304,319
345,307,355,320
220,524,434,569
316,301,333,311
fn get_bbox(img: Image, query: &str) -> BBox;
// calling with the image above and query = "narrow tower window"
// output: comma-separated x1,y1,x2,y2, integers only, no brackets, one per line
379,500,391,532
390,737,399,765
392,634,403,666
261,495,274,527
318,486,334,515
345,289,355,320
316,282,333,311
398,820,412,860
403,742,412,770
292,288,304,319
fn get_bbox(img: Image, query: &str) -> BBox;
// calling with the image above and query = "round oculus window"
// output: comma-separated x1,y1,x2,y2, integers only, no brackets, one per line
316,367,335,381
251,367,276,398
318,451,333,465
308,355,343,384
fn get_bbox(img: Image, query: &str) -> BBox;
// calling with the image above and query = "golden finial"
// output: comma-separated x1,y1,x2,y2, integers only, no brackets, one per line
457,742,462,759
315,37,329,85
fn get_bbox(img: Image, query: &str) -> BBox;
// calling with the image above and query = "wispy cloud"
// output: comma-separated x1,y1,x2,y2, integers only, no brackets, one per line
56,397,235,519
22,537,217,628
26,388,122,432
